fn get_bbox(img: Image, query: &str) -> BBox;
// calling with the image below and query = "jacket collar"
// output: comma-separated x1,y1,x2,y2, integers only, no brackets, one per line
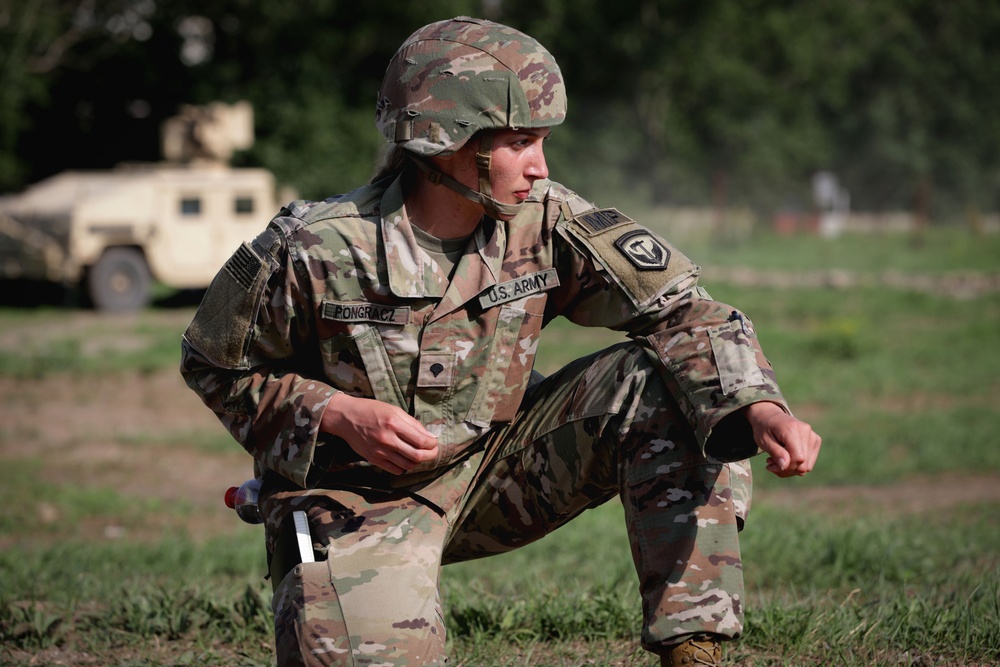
379,176,505,314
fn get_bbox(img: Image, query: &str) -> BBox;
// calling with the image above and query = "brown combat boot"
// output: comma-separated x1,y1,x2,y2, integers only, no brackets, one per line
658,634,723,666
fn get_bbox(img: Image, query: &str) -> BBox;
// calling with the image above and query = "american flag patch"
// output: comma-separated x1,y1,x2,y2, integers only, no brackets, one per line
224,243,261,291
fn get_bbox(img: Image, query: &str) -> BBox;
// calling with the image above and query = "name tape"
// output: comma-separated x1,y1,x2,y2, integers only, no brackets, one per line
321,301,410,325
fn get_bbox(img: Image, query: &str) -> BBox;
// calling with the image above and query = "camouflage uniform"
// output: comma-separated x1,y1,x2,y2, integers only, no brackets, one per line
181,173,784,665
179,15,789,667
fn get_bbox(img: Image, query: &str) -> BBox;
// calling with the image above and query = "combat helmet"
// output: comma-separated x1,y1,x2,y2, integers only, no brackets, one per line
375,16,567,219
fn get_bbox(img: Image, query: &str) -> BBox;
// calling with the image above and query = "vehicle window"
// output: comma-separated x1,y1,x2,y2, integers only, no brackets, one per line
234,196,255,214
180,197,202,216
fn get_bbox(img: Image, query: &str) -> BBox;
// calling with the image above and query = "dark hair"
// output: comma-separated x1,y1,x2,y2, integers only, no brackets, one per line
370,144,413,184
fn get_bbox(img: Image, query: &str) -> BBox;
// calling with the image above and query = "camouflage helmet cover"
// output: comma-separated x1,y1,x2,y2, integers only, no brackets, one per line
375,16,567,156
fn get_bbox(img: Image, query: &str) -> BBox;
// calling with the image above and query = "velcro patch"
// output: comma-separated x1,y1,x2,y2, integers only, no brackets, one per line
321,301,410,325
184,240,274,369
561,214,698,312
417,352,454,388
575,208,633,235
478,268,559,309
224,243,262,291
614,230,672,270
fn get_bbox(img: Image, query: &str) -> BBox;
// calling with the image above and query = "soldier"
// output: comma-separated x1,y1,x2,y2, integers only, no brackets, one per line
180,16,821,667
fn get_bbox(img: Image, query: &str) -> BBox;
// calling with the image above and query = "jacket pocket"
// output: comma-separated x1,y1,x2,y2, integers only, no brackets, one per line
465,306,527,427
708,318,766,395
319,324,407,409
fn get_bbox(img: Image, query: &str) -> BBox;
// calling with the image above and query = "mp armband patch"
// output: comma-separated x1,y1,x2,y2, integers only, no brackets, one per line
575,208,633,234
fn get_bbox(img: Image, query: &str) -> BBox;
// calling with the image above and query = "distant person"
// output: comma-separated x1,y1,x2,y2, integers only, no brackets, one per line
180,16,821,667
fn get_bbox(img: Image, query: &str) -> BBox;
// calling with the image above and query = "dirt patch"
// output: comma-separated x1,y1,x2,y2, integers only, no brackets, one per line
0,364,256,546
758,472,1000,519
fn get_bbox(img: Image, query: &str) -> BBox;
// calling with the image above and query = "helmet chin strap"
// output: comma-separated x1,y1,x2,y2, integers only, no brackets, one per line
406,134,523,220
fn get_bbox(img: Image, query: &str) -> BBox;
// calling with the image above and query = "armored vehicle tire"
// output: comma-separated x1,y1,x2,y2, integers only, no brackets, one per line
87,247,152,312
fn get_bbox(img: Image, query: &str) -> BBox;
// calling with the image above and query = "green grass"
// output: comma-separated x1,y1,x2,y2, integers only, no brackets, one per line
692,283,1000,488
1,229,998,665
1,535,272,662
3,500,996,665
0,308,185,377
649,225,1000,274
444,499,1000,665
0,459,193,539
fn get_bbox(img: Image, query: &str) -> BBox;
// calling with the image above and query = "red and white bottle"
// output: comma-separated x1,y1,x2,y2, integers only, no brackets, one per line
224,478,264,524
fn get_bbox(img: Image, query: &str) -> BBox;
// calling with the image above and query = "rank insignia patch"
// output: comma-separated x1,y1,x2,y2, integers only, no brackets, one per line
614,230,671,270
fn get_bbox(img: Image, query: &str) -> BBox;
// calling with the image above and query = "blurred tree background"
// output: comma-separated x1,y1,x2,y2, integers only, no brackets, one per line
2,0,999,222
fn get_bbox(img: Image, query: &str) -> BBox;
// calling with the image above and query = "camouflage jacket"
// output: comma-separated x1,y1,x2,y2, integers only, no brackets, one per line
180,175,787,489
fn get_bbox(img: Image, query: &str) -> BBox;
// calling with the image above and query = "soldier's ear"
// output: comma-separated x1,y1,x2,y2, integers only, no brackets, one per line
429,138,479,182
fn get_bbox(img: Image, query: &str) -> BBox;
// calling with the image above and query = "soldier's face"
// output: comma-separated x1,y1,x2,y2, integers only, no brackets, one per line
487,128,551,206
441,128,550,214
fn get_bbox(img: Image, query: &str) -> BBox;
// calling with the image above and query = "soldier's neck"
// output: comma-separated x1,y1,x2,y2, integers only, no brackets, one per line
406,173,485,239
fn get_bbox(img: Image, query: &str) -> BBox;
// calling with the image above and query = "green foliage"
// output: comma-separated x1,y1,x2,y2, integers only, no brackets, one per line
701,275,1000,487
742,504,1000,590
507,0,1000,214
1,601,66,650
100,583,271,642
4,1,1000,219
734,505,1000,665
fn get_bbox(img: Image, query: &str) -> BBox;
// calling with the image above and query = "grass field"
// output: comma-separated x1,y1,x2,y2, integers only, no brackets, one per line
1,229,998,666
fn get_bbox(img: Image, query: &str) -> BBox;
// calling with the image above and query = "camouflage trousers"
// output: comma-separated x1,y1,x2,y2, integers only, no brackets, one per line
263,341,752,666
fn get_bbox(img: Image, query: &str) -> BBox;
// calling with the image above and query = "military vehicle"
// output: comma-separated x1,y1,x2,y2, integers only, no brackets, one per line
0,101,282,311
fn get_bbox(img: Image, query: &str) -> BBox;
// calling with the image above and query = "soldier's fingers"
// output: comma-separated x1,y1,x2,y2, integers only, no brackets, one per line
388,414,438,450
374,447,417,475
380,460,407,475
757,433,790,471
765,458,795,477
785,424,821,465
379,434,438,467
403,430,439,450
799,430,822,473
401,443,438,464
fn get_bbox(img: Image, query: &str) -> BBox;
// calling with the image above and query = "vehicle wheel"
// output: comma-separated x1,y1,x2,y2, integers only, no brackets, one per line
87,248,152,312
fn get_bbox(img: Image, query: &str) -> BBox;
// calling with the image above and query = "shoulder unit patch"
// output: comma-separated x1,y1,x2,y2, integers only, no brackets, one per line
614,230,671,270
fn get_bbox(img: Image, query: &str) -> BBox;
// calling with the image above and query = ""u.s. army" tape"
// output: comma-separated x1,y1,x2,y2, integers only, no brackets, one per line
478,268,559,308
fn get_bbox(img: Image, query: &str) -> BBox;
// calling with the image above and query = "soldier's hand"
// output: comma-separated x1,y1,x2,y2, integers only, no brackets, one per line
321,393,439,475
743,401,821,478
